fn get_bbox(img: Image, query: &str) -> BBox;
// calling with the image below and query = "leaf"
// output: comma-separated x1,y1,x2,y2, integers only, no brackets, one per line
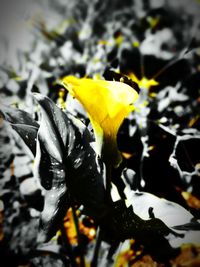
0,106,39,155
33,92,68,190
64,114,108,220
123,187,200,248
35,126,69,241
34,136,66,190
0,105,39,127
12,124,38,156
33,93,107,240
101,199,180,262
38,186,70,243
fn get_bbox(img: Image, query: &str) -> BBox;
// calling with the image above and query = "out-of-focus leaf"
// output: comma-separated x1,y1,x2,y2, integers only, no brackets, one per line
172,136,200,174
182,191,200,210
169,135,200,198
171,245,200,267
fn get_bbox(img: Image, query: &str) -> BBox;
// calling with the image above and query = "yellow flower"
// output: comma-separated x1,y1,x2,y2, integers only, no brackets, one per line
128,72,159,90
61,75,138,166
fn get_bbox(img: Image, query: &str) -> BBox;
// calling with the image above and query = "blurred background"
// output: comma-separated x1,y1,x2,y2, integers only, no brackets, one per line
0,0,200,266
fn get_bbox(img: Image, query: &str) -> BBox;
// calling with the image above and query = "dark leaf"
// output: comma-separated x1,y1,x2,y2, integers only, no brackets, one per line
102,199,180,262
0,105,39,127
0,106,39,155
33,93,107,240
12,124,38,156
37,187,70,243
173,221,200,231
64,114,108,220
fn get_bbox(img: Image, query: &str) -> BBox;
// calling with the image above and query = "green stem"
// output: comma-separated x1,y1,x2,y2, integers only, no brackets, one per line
91,162,112,267
72,205,85,267
105,162,113,203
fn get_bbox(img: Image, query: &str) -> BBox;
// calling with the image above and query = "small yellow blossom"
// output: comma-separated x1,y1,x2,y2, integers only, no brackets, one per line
61,75,138,166
57,88,66,110
147,16,160,29
132,41,140,47
128,72,159,90
115,34,124,46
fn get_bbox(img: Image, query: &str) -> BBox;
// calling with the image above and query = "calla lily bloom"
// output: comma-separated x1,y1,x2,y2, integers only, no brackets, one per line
61,75,138,166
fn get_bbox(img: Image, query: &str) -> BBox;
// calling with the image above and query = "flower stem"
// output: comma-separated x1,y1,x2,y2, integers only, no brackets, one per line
91,157,113,267
105,162,113,204
91,228,102,267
